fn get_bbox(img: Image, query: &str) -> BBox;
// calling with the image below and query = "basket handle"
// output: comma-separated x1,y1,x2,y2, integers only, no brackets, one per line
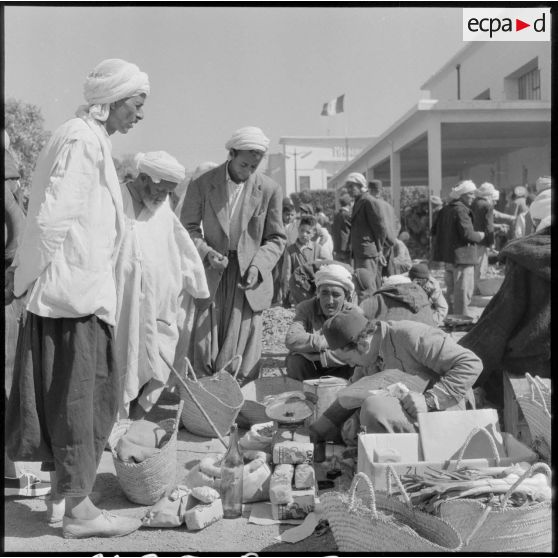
500,462,552,509
385,464,412,508
525,373,550,414
455,426,501,468
220,354,243,379
159,349,228,450
347,472,378,519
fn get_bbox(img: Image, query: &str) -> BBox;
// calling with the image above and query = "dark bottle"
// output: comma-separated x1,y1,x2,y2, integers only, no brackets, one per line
220,423,244,518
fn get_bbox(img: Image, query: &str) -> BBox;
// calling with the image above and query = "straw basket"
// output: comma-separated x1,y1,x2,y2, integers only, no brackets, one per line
239,369,302,427
439,462,552,552
516,373,551,461
109,401,183,506
321,470,462,553
178,356,244,438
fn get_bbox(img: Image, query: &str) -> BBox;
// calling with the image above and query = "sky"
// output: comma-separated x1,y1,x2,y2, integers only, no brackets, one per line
4,5,464,170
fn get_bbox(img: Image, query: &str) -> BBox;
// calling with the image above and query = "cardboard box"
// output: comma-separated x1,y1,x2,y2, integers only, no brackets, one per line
357,431,537,491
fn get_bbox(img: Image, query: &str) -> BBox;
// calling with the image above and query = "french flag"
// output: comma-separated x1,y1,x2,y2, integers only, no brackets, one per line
321,94,345,116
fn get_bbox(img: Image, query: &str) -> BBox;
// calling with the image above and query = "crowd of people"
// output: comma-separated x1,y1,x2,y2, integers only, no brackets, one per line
3,57,551,541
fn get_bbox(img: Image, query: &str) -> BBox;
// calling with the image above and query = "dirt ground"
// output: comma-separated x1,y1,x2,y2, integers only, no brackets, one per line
3,275,495,556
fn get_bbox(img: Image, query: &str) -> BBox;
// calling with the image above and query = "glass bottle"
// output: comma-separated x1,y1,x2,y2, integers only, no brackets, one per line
220,423,244,518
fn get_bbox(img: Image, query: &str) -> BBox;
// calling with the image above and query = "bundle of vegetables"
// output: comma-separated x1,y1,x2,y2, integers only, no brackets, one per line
395,462,551,514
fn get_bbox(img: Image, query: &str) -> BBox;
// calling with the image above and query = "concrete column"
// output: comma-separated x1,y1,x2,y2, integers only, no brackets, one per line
427,120,442,198
390,148,401,216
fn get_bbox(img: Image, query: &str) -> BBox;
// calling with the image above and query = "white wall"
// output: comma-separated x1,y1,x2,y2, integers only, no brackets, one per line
424,43,551,101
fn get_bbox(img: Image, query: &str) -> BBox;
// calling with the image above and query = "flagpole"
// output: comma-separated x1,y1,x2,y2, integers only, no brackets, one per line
344,111,349,163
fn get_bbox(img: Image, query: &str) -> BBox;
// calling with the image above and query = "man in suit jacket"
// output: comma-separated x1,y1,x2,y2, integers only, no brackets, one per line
182,126,286,383
346,172,390,298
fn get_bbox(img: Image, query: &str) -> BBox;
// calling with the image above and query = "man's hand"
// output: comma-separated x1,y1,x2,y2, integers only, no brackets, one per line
5,267,15,306
401,391,427,419
238,265,260,290
207,251,229,270
378,253,387,267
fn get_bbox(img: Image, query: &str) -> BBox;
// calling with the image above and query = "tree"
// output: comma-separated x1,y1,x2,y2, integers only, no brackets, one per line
5,98,51,204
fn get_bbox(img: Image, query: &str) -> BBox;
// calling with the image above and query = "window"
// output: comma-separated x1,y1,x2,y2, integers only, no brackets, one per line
298,176,311,191
518,68,541,100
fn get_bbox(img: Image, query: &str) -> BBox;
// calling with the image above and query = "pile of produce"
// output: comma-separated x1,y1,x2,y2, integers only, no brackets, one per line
395,462,551,514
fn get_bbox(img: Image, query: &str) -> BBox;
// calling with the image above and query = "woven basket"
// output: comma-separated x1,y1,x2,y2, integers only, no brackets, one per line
439,462,552,552
178,356,244,438
239,369,302,427
517,373,551,461
109,401,183,506
321,470,462,553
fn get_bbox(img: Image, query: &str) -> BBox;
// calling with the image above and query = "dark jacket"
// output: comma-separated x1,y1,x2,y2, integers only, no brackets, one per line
332,206,351,253
350,193,388,259
360,282,436,326
459,228,550,379
431,199,484,264
471,197,494,247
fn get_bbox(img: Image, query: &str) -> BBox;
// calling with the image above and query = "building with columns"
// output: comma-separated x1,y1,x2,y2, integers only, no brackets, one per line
327,41,551,216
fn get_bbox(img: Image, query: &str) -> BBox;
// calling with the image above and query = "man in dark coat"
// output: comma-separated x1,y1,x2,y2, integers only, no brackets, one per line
470,182,496,294
331,193,352,264
431,180,485,316
346,172,390,297
459,225,550,406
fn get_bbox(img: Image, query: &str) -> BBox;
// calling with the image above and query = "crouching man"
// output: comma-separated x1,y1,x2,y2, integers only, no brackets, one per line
309,307,482,443
285,264,356,381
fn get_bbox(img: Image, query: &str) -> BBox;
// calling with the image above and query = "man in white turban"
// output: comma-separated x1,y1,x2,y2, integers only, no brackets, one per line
5,58,149,539
181,126,286,383
431,180,486,316
115,151,209,420
285,263,357,381
344,172,391,300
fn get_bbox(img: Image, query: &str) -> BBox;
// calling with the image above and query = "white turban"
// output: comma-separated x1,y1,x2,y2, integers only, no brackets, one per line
453,180,476,198
79,59,150,122
135,151,185,184
476,182,496,199
345,172,367,189
529,189,551,225
315,264,354,295
491,189,500,202
225,126,269,152
535,176,552,192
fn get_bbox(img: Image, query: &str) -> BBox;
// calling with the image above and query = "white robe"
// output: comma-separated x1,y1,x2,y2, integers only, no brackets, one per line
115,186,209,416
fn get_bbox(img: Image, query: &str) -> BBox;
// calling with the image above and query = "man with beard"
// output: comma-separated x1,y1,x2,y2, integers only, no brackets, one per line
285,264,357,381
115,151,209,419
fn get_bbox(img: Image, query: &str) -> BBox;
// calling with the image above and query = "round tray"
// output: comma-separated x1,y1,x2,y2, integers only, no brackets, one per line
265,395,314,424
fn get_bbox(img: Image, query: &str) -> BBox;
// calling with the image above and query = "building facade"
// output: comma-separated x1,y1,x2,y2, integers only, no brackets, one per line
328,41,551,215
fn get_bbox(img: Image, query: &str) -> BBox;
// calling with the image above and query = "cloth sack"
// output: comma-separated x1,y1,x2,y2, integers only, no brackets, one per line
141,485,192,528
115,419,170,463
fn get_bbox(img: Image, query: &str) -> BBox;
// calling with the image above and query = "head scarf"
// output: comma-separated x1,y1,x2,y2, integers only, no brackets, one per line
408,263,430,280
345,172,367,189
225,126,269,152
535,176,552,192
476,182,496,199
430,195,443,206
134,151,185,184
315,264,354,295
529,189,551,225
78,59,150,122
453,180,476,198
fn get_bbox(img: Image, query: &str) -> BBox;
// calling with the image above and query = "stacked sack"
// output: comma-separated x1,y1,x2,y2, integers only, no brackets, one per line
269,427,317,520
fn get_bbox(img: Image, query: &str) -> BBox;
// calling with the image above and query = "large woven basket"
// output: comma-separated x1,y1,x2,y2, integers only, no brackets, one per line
321,470,462,553
239,369,302,427
178,356,244,438
439,462,552,553
516,373,551,461
109,401,183,506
